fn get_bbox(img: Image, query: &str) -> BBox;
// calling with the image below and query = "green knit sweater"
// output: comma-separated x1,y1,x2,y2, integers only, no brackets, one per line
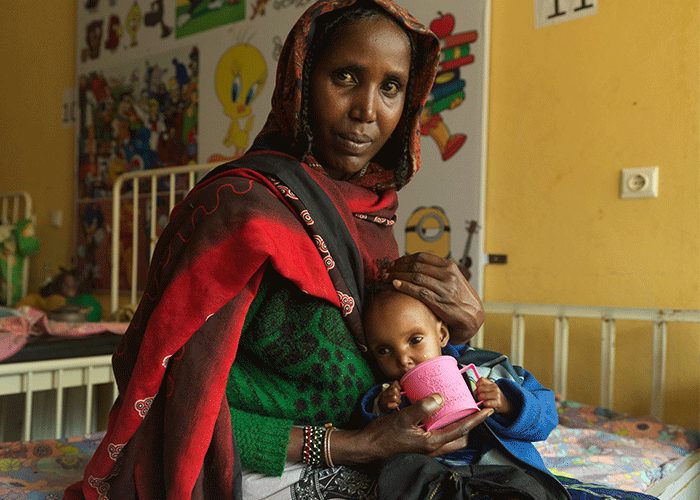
225,269,375,476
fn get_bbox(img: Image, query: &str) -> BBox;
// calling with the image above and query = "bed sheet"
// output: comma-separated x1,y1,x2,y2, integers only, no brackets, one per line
0,401,697,498
0,306,127,362
0,432,103,499
536,400,700,494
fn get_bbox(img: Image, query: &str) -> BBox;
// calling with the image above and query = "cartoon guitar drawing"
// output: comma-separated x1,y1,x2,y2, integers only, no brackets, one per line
458,220,479,280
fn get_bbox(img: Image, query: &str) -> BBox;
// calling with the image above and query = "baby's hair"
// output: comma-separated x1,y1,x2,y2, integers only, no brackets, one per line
299,1,417,187
363,280,397,314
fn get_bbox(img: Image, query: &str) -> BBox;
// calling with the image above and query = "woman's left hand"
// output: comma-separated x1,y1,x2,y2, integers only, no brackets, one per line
385,252,484,343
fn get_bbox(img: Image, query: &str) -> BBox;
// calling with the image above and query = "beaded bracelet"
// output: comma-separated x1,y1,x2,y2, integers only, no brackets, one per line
323,423,336,468
302,425,324,466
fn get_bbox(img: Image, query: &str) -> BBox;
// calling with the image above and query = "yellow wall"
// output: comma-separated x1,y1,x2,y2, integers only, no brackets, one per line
0,1,697,429
484,1,699,429
0,2,77,288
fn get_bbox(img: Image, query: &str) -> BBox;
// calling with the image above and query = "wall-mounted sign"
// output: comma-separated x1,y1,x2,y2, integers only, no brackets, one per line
535,0,597,28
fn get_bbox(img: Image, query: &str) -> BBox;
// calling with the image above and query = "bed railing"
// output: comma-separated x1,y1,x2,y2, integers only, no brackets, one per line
0,191,32,305
476,302,700,420
110,163,217,313
0,355,116,441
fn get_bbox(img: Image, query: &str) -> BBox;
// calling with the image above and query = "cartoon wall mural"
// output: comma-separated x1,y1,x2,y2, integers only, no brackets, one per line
420,11,477,162
144,0,173,38
76,202,107,290
250,0,268,19
75,1,489,294
82,19,104,62
104,14,123,52
405,206,451,259
176,0,245,38
208,43,267,161
392,2,489,292
125,1,142,46
78,45,198,199
77,44,198,287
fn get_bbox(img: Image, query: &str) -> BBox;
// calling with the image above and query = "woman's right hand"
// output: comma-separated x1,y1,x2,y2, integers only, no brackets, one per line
333,394,494,463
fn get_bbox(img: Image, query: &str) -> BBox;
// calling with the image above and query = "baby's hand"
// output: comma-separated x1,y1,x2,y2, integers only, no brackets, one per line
378,381,402,413
475,378,512,415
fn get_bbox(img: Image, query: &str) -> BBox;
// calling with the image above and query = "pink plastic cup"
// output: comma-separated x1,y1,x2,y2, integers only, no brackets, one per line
400,355,481,430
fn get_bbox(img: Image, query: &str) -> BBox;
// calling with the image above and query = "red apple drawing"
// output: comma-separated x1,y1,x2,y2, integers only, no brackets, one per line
430,11,455,38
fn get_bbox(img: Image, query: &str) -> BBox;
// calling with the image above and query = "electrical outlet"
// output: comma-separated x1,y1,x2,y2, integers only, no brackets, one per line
50,209,63,228
620,167,659,199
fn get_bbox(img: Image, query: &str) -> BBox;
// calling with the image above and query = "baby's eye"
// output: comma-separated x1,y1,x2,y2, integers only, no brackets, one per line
409,336,423,345
382,80,402,97
376,346,391,356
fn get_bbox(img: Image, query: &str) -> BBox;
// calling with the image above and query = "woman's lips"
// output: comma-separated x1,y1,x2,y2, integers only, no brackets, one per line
336,133,372,154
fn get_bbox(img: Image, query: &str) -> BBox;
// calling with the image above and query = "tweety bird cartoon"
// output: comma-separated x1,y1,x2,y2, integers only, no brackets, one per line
214,44,267,154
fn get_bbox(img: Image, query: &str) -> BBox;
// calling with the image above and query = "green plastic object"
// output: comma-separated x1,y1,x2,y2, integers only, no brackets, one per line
68,294,103,322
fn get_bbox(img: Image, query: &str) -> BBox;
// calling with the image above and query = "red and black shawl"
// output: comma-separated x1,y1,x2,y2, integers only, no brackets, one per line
67,1,438,498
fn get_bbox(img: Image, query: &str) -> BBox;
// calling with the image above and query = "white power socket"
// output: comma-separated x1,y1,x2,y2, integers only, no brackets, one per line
50,209,63,228
620,167,659,199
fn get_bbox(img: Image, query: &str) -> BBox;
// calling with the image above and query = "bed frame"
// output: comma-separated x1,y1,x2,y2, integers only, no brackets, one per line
1,165,698,499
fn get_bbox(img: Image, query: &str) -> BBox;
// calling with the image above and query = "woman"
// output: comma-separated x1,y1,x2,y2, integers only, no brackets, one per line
66,1,486,498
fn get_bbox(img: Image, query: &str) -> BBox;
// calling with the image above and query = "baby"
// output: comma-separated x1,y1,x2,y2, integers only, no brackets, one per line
363,284,511,417
361,283,559,474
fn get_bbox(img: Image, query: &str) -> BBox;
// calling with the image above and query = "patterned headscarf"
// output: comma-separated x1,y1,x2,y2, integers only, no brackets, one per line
253,0,440,190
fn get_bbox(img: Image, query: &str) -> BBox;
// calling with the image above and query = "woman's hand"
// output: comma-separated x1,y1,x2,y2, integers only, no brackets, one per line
385,253,484,343
331,394,494,464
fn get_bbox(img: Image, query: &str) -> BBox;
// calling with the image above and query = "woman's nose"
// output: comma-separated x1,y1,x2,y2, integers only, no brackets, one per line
350,88,377,122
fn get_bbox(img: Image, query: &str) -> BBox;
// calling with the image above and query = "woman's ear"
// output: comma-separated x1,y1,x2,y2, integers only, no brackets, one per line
439,321,450,347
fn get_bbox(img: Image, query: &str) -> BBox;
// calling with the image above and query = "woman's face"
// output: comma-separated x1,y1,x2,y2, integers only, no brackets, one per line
309,15,411,180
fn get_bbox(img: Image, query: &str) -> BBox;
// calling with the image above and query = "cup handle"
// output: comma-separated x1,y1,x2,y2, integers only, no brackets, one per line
460,363,484,408
459,363,481,382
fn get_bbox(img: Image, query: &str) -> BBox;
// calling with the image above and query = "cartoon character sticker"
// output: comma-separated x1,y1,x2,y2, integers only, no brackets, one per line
82,19,104,62
208,43,267,161
405,206,451,258
250,0,268,19
176,0,245,38
421,11,478,161
78,46,199,200
144,0,173,38
125,1,142,47
104,14,123,52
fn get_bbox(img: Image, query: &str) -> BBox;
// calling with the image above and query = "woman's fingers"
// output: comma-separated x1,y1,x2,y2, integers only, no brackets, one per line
386,253,484,343
361,396,493,460
389,252,450,271
400,394,493,439
397,393,445,426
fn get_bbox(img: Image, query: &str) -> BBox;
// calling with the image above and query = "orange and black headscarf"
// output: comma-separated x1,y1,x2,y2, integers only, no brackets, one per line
254,0,439,190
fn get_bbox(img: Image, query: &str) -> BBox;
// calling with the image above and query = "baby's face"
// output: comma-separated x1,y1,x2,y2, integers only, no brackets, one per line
364,291,449,380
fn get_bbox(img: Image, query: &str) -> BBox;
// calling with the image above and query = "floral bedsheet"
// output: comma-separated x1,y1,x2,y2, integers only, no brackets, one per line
0,400,697,498
0,432,103,499
536,400,700,493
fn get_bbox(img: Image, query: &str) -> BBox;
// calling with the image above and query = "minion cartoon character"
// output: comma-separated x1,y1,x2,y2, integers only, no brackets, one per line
405,206,451,258
126,1,142,47
214,43,267,155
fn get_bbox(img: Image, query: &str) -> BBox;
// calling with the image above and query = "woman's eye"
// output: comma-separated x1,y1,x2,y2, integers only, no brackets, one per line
383,80,401,97
409,336,423,345
333,70,355,84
